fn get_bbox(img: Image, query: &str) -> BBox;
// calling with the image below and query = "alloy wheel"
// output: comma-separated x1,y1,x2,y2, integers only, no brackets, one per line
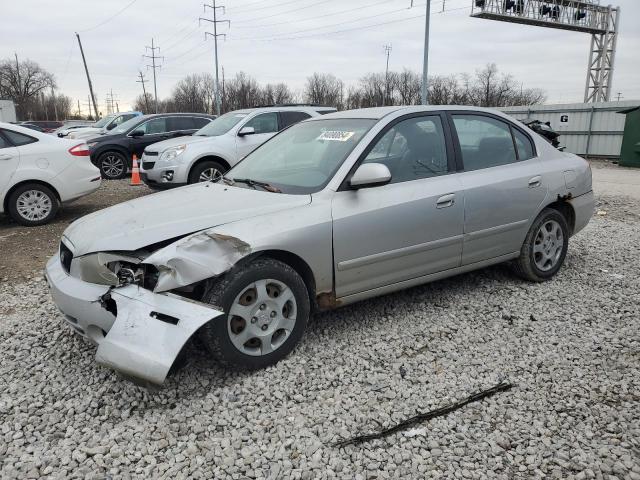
533,219,564,272
199,167,222,183
102,155,125,178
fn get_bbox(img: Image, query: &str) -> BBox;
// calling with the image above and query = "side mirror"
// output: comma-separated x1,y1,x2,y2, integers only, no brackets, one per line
238,126,256,137
349,163,392,189
106,123,116,131
130,129,145,138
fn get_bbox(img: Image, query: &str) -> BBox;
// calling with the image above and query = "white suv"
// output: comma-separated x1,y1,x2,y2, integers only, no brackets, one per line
139,106,336,188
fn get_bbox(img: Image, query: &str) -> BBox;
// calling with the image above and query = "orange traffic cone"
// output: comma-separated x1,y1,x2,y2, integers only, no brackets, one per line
130,154,142,186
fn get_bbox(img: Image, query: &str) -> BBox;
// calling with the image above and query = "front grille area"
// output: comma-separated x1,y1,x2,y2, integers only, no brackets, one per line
60,242,73,273
144,151,159,157
142,161,156,170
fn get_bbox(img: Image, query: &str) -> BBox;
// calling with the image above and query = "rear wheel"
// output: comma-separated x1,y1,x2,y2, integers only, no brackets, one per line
188,160,226,184
98,151,128,179
8,183,59,226
513,208,569,282
200,258,310,369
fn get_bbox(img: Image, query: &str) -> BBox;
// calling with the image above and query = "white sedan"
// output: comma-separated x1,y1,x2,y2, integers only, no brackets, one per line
0,122,102,226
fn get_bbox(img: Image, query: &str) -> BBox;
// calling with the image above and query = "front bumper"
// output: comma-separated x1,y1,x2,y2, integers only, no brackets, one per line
44,254,224,385
140,154,188,186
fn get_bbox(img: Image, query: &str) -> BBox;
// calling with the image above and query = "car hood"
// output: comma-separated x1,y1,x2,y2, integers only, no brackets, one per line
63,182,311,255
144,135,212,153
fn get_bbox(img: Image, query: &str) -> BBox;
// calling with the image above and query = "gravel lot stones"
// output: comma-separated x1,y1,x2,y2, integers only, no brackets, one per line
1,194,639,479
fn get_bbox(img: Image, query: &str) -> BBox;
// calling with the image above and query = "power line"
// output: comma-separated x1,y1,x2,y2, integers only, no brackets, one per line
233,0,391,29
226,0,302,14
232,0,333,24
78,0,139,33
233,3,433,40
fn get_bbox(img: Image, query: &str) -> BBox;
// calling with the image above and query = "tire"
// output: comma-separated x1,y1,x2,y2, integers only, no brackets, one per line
513,208,570,282
188,160,227,184
7,183,59,227
98,151,128,179
200,258,310,369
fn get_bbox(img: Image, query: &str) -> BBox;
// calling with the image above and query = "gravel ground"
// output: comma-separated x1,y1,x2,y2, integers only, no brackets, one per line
1,194,639,479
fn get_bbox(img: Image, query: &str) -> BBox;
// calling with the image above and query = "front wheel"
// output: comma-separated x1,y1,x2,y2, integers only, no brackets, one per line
513,208,569,282
188,160,227,184
200,258,310,369
98,151,128,179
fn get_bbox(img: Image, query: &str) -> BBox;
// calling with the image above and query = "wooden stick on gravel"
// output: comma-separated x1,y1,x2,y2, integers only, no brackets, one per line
334,381,514,448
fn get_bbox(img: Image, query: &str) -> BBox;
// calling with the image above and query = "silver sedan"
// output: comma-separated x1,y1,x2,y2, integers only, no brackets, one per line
45,106,594,384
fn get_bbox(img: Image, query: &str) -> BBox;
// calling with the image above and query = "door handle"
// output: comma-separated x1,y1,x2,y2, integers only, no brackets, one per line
436,193,456,209
0,154,13,161
528,176,542,188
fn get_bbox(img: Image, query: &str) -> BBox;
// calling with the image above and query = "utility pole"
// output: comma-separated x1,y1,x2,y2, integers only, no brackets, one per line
51,85,59,121
77,99,81,118
418,0,431,105
616,92,622,101
144,38,163,113
384,44,392,106
75,33,99,119
83,96,93,120
137,71,151,113
201,0,230,116
221,65,226,114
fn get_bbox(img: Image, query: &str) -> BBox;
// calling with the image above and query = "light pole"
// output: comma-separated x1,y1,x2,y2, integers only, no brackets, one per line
421,0,431,105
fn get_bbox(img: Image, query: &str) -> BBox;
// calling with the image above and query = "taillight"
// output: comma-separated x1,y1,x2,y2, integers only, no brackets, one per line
69,143,90,157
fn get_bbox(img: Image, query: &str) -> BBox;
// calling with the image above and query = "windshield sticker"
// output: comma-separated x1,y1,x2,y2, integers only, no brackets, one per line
317,131,355,142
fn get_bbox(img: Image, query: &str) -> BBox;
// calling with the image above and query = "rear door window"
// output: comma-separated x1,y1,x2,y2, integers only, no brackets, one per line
168,117,195,131
137,117,168,135
279,111,312,129
2,129,38,146
452,114,517,171
513,128,535,160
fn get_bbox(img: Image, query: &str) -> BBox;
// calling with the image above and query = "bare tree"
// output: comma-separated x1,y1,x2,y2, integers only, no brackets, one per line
304,73,344,108
0,58,55,119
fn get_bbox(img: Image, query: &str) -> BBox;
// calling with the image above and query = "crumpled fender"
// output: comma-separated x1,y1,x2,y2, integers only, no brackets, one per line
144,230,251,292
95,285,224,385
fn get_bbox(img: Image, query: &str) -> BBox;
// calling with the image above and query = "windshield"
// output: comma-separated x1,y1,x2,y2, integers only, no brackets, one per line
109,116,146,135
195,111,248,136
226,118,376,194
93,114,116,128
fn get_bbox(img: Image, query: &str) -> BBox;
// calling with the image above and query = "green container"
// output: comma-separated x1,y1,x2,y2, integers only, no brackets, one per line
618,106,640,168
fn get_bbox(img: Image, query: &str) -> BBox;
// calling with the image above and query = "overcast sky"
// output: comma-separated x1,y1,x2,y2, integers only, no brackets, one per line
2,0,638,114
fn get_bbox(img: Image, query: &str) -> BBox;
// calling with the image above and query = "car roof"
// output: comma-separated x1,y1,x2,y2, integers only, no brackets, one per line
231,106,336,115
313,105,514,120
137,112,216,119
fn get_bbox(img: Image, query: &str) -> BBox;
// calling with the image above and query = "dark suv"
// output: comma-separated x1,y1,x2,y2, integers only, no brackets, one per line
21,120,64,133
86,113,216,179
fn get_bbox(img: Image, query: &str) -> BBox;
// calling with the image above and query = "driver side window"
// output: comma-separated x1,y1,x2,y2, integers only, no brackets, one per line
243,113,278,135
363,115,449,184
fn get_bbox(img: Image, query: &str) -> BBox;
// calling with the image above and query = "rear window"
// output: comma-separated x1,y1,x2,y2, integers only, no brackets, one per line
0,133,8,148
3,129,38,146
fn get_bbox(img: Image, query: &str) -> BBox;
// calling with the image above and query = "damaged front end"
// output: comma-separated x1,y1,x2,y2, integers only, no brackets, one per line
45,229,251,386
